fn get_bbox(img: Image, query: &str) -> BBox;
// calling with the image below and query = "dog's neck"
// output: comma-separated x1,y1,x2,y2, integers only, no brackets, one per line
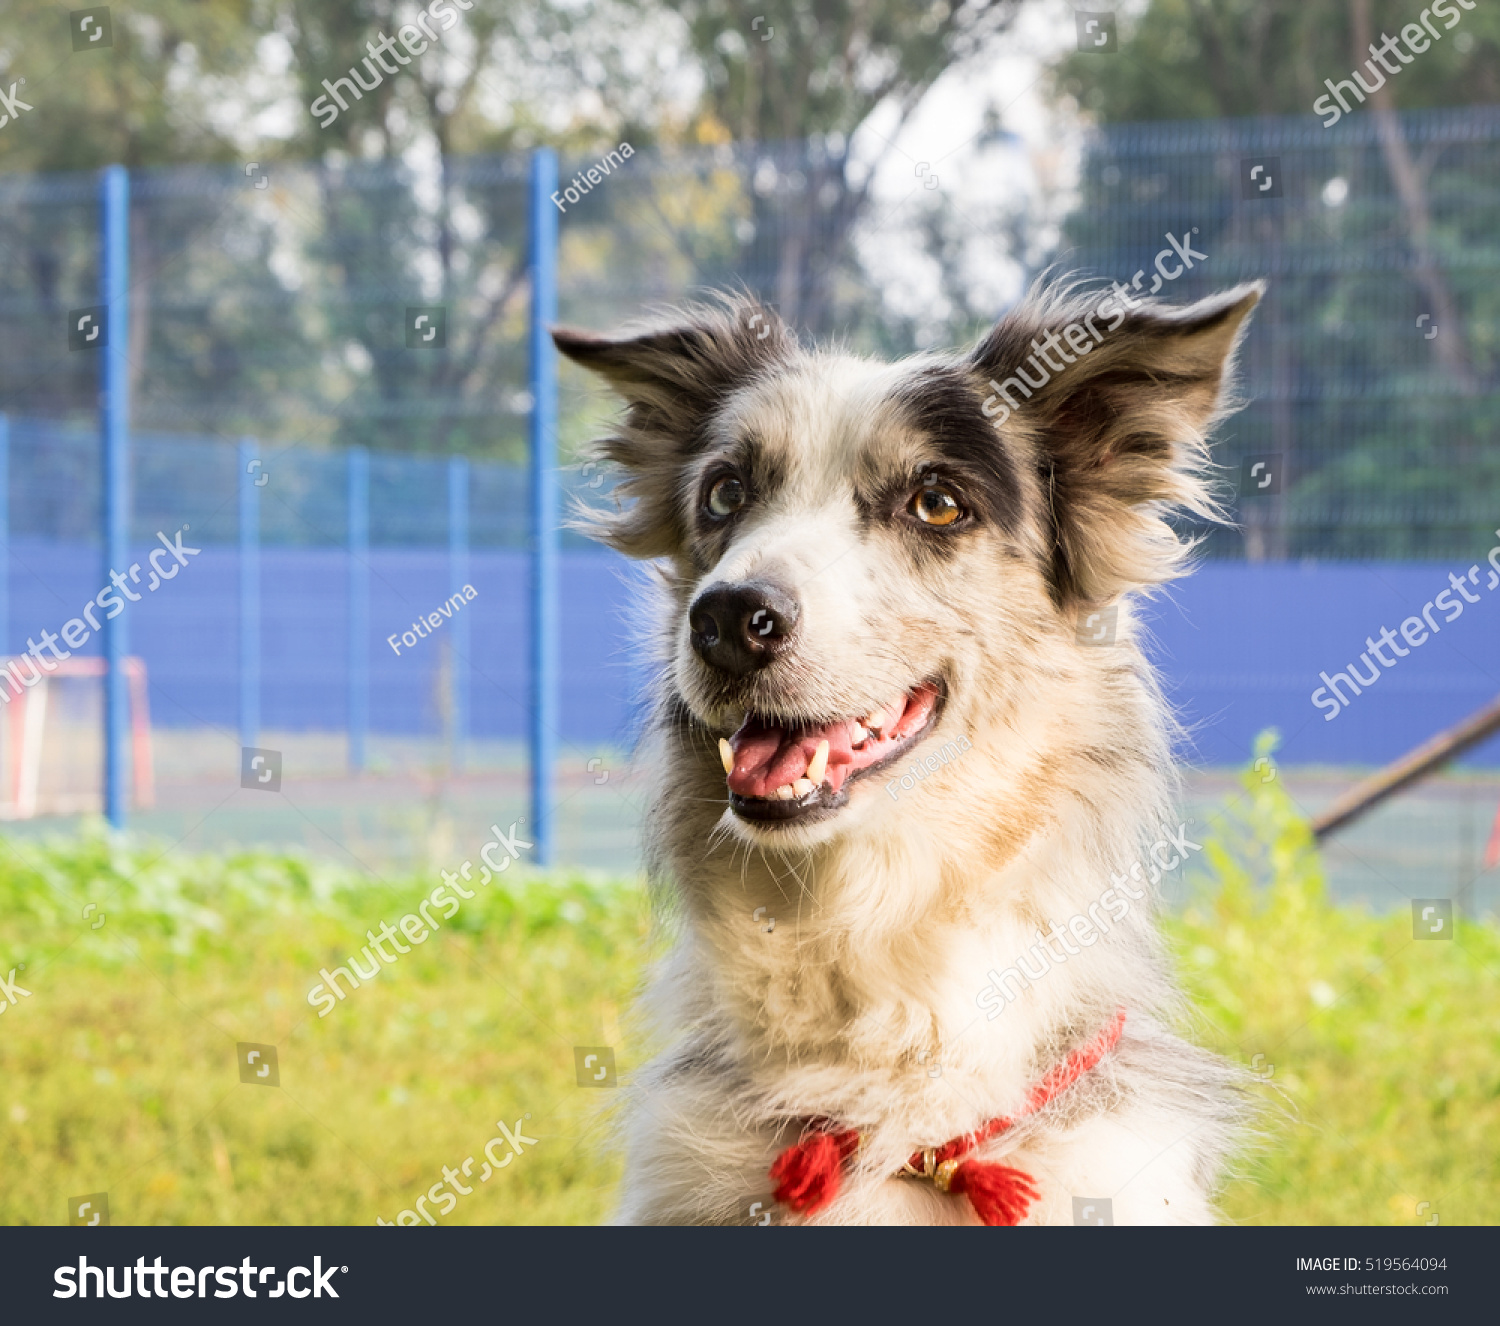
648,655,1178,1097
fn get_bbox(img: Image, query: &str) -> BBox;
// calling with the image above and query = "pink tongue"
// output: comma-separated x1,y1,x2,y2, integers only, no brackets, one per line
726,719,855,799
724,683,940,800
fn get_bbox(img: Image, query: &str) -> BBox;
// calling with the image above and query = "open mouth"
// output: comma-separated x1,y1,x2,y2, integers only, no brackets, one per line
718,679,945,825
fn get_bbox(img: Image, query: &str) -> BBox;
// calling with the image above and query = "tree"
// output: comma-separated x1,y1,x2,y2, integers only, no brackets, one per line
267,0,676,457
654,0,1028,332
1048,0,1500,560
0,2,270,426
1053,0,1500,122
0,0,262,174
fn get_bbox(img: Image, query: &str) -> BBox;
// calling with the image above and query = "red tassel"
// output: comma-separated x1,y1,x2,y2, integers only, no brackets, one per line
770,1012,1125,1222
770,1129,860,1216
947,1160,1042,1227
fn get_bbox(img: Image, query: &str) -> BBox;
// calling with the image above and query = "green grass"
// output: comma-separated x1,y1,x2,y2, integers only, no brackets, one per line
0,838,655,1226
1175,735,1500,1226
1,739,1497,1225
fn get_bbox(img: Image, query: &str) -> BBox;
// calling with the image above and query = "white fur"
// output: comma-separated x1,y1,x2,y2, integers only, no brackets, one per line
558,285,1262,1225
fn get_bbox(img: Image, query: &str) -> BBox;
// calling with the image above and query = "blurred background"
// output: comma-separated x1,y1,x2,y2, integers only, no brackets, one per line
1,0,1498,1227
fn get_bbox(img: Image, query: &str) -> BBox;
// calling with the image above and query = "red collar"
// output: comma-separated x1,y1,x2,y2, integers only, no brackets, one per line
769,1008,1126,1225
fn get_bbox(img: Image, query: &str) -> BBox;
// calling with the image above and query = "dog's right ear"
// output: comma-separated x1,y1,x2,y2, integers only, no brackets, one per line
970,282,1261,605
552,300,795,558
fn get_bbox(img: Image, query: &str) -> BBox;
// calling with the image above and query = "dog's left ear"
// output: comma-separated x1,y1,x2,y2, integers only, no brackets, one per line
971,282,1262,605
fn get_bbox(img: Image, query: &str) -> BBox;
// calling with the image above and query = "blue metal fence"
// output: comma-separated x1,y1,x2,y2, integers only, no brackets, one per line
100,164,130,828
238,436,261,754
527,148,560,866
3,116,1500,850
346,446,370,773
0,419,646,746
6,150,570,849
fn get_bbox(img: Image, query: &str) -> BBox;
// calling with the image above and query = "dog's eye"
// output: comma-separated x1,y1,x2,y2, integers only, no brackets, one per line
909,484,962,527
707,475,746,518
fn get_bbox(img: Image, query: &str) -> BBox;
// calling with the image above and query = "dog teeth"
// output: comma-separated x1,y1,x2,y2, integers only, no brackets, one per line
850,723,869,747
793,778,814,797
775,784,795,800
719,738,735,775
806,739,829,785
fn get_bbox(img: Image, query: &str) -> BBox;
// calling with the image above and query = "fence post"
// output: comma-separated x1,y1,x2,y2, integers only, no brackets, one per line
528,148,559,867
0,415,8,657
448,455,470,769
100,164,130,830
348,447,370,773
238,437,260,753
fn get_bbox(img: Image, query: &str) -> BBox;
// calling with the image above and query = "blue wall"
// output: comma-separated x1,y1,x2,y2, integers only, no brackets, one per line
5,541,649,748
7,544,1498,766
1142,563,1500,767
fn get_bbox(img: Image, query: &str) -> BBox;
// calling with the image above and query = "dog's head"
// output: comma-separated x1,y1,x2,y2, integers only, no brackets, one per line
555,283,1260,847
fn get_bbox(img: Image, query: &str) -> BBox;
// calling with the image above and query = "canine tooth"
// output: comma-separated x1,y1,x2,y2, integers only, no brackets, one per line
719,738,735,775
794,778,814,797
807,739,829,784
775,784,795,800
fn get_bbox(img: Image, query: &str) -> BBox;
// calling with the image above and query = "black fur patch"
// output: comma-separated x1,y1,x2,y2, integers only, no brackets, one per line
686,435,793,571
889,368,1027,535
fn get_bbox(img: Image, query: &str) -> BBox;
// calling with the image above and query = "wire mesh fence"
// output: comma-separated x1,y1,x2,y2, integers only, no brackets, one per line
0,107,1498,853
3,107,1497,550
1067,106,1500,561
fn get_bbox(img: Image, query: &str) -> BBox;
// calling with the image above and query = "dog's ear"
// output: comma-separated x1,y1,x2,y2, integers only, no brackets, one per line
552,300,796,558
971,282,1262,606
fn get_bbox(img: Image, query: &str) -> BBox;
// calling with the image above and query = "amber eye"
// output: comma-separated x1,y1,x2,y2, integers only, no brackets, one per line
707,475,746,518
909,484,962,527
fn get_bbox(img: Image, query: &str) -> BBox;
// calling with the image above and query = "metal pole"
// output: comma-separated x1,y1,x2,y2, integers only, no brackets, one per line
1312,691,1500,841
238,437,260,753
101,165,130,830
348,447,369,773
448,455,469,770
528,148,559,867
0,415,9,658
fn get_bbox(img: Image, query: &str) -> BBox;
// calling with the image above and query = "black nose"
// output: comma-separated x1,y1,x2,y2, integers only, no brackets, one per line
688,581,800,676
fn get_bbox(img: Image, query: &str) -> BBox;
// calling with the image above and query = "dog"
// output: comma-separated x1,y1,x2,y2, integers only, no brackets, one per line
553,276,1263,1225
